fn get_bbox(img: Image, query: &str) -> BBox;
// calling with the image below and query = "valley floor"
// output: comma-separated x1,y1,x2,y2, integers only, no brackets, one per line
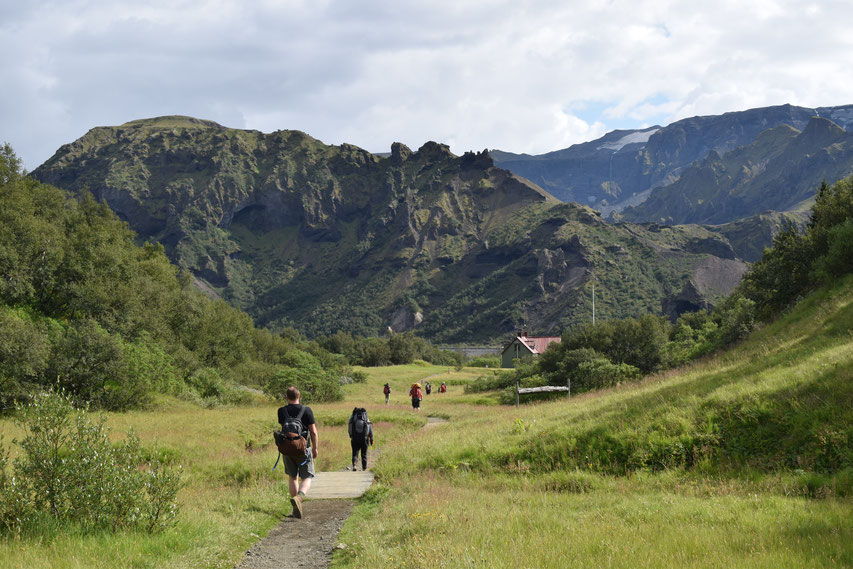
1,278,852,568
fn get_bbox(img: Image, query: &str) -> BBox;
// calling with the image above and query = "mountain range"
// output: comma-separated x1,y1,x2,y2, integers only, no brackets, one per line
491,103,853,217
30,104,851,343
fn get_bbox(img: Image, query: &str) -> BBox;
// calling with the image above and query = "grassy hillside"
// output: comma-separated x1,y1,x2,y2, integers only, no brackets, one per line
336,275,853,568
373,276,853,481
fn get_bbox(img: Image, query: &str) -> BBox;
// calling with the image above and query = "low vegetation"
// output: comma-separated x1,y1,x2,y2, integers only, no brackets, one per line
0,391,180,535
316,331,461,367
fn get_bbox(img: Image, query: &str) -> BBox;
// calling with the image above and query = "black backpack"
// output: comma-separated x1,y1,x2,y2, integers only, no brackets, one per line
351,407,370,442
275,406,308,459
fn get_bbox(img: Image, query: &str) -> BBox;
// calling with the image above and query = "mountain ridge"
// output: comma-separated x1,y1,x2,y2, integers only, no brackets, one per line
618,116,853,225
492,103,853,217
32,117,749,342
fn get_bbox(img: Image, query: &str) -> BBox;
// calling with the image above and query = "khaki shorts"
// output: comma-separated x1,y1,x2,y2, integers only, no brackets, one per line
283,450,315,479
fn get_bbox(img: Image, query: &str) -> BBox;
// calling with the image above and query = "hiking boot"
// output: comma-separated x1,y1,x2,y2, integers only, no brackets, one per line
290,495,303,519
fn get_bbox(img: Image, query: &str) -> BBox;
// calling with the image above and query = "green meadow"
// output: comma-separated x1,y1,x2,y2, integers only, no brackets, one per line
2,278,852,568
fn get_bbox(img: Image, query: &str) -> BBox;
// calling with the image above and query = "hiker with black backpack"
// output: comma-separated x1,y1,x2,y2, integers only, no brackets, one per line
383,383,391,404
347,407,374,471
275,386,318,519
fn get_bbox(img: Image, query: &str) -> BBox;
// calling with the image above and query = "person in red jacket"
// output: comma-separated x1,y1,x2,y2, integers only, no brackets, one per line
409,382,423,412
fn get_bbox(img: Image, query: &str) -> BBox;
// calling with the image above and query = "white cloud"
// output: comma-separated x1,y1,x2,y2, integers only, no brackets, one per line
2,0,853,170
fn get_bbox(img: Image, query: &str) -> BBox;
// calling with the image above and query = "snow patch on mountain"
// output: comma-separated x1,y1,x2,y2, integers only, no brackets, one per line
597,128,660,152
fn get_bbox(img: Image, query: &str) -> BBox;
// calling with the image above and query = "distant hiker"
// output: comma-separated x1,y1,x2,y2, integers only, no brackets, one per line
425,381,432,395
276,386,318,520
383,383,391,404
409,382,423,411
439,381,447,393
348,407,374,471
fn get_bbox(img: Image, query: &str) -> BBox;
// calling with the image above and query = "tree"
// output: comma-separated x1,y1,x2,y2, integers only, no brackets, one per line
0,142,23,185
389,332,419,365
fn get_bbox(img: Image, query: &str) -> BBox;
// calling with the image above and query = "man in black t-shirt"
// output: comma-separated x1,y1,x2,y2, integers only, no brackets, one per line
277,386,318,519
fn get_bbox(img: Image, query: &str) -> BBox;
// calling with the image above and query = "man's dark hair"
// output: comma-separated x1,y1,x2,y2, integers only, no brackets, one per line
286,386,301,401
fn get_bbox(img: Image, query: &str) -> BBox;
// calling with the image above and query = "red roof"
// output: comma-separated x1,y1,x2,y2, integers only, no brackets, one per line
502,335,561,355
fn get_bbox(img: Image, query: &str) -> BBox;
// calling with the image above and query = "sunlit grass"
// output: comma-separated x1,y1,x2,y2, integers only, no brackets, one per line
336,473,853,569
334,278,853,568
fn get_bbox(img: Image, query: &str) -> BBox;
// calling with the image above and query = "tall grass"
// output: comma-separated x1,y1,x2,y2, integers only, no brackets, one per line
0,364,450,569
336,474,852,569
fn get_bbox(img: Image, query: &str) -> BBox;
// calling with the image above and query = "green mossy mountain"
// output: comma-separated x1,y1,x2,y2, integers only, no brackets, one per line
619,117,853,225
34,117,750,343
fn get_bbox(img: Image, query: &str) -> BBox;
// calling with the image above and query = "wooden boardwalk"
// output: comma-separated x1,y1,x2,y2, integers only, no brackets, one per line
308,471,375,499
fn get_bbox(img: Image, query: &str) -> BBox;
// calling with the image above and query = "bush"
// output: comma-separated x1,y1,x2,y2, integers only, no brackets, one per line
465,371,514,394
264,366,343,403
123,334,181,400
0,391,181,533
812,219,853,282
574,358,640,391
715,295,756,347
467,355,500,368
0,308,51,409
185,367,252,407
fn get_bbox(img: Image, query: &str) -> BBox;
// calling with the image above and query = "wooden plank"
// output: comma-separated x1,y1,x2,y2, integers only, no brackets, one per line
308,471,374,499
517,386,569,394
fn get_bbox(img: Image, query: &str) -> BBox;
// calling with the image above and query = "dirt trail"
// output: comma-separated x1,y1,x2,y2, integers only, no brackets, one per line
234,417,444,569
235,500,353,569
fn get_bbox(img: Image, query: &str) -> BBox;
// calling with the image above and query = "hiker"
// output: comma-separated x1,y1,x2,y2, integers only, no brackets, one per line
425,381,432,395
409,382,423,411
439,381,447,393
383,383,391,404
347,407,374,471
277,386,318,519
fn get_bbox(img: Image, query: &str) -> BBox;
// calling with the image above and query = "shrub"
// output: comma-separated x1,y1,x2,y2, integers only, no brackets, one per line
0,308,51,409
715,295,756,347
0,391,181,533
264,366,343,403
185,367,252,407
465,371,515,394
467,355,500,368
811,219,853,282
47,319,128,409
574,358,640,391
123,335,181,398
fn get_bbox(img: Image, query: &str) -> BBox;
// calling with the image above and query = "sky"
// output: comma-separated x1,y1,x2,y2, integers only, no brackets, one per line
3,0,853,171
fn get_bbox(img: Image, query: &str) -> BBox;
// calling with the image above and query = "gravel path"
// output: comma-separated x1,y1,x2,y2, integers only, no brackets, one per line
233,417,443,568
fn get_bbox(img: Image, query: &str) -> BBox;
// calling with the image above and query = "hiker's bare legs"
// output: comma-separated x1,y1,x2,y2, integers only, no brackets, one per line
289,476,312,497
